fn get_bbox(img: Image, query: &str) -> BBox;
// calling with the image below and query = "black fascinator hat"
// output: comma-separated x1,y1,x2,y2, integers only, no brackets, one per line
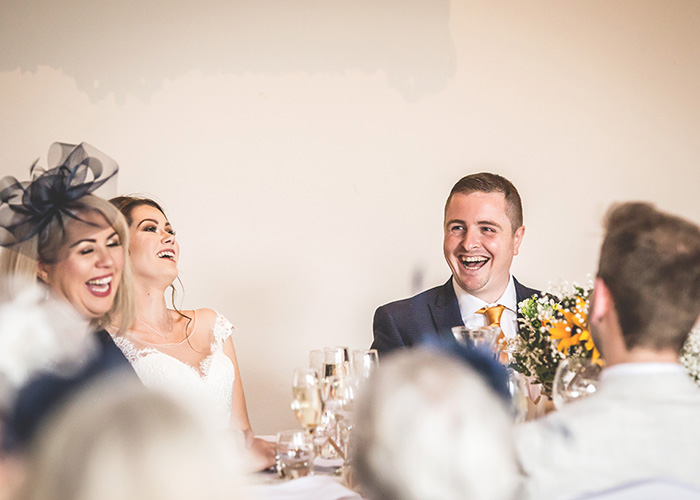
0,142,119,255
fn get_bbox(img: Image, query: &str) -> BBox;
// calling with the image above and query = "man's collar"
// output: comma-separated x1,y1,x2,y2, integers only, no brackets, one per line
602,362,684,382
452,275,517,316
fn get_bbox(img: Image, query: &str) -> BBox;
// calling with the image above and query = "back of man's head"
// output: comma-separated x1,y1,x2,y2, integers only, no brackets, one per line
597,202,700,352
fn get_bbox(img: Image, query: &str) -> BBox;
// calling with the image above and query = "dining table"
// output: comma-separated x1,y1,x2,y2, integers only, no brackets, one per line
246,456,364,500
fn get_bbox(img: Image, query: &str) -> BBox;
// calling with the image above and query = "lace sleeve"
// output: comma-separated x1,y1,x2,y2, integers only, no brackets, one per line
113,336,139,363
112,336,159,363
212,312,235,345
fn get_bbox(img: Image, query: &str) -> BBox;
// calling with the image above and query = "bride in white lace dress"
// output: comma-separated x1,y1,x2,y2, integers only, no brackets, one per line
110,195,275,470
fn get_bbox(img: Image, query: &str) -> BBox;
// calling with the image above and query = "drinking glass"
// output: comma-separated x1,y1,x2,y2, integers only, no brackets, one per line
351,349,378,381
451,326,500,350
324,374,356,470
309,349,326,377
552,357,602,410
506,368,530,423
291,368,324,433
323,346,349,378
276,430,314,479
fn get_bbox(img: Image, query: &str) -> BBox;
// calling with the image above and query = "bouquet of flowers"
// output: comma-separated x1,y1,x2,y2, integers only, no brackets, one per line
509,283,601,399
681,328,700,386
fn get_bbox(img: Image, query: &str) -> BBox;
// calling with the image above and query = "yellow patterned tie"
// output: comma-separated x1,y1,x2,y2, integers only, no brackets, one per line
475,304,508,364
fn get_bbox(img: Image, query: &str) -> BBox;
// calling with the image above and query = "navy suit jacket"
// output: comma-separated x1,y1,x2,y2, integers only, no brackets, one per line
371,277,540,356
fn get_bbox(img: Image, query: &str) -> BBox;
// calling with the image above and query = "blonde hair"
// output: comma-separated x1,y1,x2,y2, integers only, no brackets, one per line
353,349,519,500
20,376,246,500
0,195,134,336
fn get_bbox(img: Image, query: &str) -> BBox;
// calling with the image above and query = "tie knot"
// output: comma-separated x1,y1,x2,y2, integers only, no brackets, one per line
476,304,506,327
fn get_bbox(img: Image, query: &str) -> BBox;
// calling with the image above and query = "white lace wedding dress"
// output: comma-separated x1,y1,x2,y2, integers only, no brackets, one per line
114,312,236,430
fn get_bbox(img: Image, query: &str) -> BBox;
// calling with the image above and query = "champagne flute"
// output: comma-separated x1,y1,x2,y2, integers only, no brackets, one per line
291,368,325,434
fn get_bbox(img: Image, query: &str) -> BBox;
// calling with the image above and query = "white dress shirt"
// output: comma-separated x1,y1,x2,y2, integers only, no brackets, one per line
601,361,686,382
452,275,518,339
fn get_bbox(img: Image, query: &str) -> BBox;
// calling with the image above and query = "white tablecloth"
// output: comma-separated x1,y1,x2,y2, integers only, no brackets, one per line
246,475,363,500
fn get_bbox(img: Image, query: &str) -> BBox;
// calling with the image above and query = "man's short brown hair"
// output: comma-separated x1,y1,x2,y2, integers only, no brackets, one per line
597,202,700,352
445,173,523,232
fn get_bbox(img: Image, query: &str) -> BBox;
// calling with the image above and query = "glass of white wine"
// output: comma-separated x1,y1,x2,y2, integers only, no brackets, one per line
323,346,349,379
291,368,325,434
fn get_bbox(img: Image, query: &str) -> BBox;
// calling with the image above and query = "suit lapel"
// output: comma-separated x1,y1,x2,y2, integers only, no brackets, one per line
428,277,539,339
428,278,464,342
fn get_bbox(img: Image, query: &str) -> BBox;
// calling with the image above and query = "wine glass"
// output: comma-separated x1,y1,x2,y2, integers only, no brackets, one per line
324,373,356,471
291,368,325,434
451,326,500,350
309,349,326,377
552,357,602,410
351,349,378,382
506,368,530,423
323,346,349,378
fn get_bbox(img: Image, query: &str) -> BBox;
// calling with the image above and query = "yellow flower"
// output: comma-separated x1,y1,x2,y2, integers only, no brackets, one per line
548,296,601,360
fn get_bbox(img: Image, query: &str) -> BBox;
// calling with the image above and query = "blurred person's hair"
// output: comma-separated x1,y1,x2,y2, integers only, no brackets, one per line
18,376,246,500
597,202,700,352
0,282,96,417
352,349,518,500
0,195,134,336
445,172,523,232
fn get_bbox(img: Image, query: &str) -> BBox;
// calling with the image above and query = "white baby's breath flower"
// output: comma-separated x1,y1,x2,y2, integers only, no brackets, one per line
681,328,700,386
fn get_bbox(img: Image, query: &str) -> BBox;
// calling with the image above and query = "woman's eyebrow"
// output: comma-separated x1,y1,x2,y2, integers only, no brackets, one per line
68,231,118,248
136,218,159,228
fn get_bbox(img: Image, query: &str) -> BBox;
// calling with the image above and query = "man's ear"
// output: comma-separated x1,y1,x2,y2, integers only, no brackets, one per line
590,278,611,325
512,225,525,256
36,261,50,284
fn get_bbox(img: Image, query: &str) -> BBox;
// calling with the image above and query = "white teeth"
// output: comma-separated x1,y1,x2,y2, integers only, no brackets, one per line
157,250,175,259
461,256,487,263
86,276,112,286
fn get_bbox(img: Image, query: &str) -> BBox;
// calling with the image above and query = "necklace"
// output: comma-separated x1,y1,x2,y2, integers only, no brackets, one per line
137,314,173,340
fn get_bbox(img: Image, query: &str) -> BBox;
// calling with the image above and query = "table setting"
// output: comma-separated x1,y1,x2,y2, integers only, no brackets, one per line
248,347,377,500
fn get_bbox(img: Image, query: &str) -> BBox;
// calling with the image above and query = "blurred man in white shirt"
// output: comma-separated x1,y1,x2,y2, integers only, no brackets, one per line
516,202,700,499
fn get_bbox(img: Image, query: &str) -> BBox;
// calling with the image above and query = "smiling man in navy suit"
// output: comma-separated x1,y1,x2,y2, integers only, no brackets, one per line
371,173,539,356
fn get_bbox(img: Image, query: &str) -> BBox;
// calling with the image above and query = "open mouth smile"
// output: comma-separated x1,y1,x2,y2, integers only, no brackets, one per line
157,250,176,262
86,275,113,297
460,255,490,270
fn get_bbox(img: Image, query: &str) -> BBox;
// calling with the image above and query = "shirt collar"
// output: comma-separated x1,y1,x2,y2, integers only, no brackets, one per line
452,275,517,317
602,362,685,382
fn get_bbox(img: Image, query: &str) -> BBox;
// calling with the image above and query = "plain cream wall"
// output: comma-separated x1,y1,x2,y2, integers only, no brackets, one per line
1,1,699,433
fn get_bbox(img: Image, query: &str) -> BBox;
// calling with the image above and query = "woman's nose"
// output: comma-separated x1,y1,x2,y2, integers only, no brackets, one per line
161,230,174,244
95,246,115,267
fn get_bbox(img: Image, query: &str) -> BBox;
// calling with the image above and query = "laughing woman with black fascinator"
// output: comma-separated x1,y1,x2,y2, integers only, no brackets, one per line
0,142,137,451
